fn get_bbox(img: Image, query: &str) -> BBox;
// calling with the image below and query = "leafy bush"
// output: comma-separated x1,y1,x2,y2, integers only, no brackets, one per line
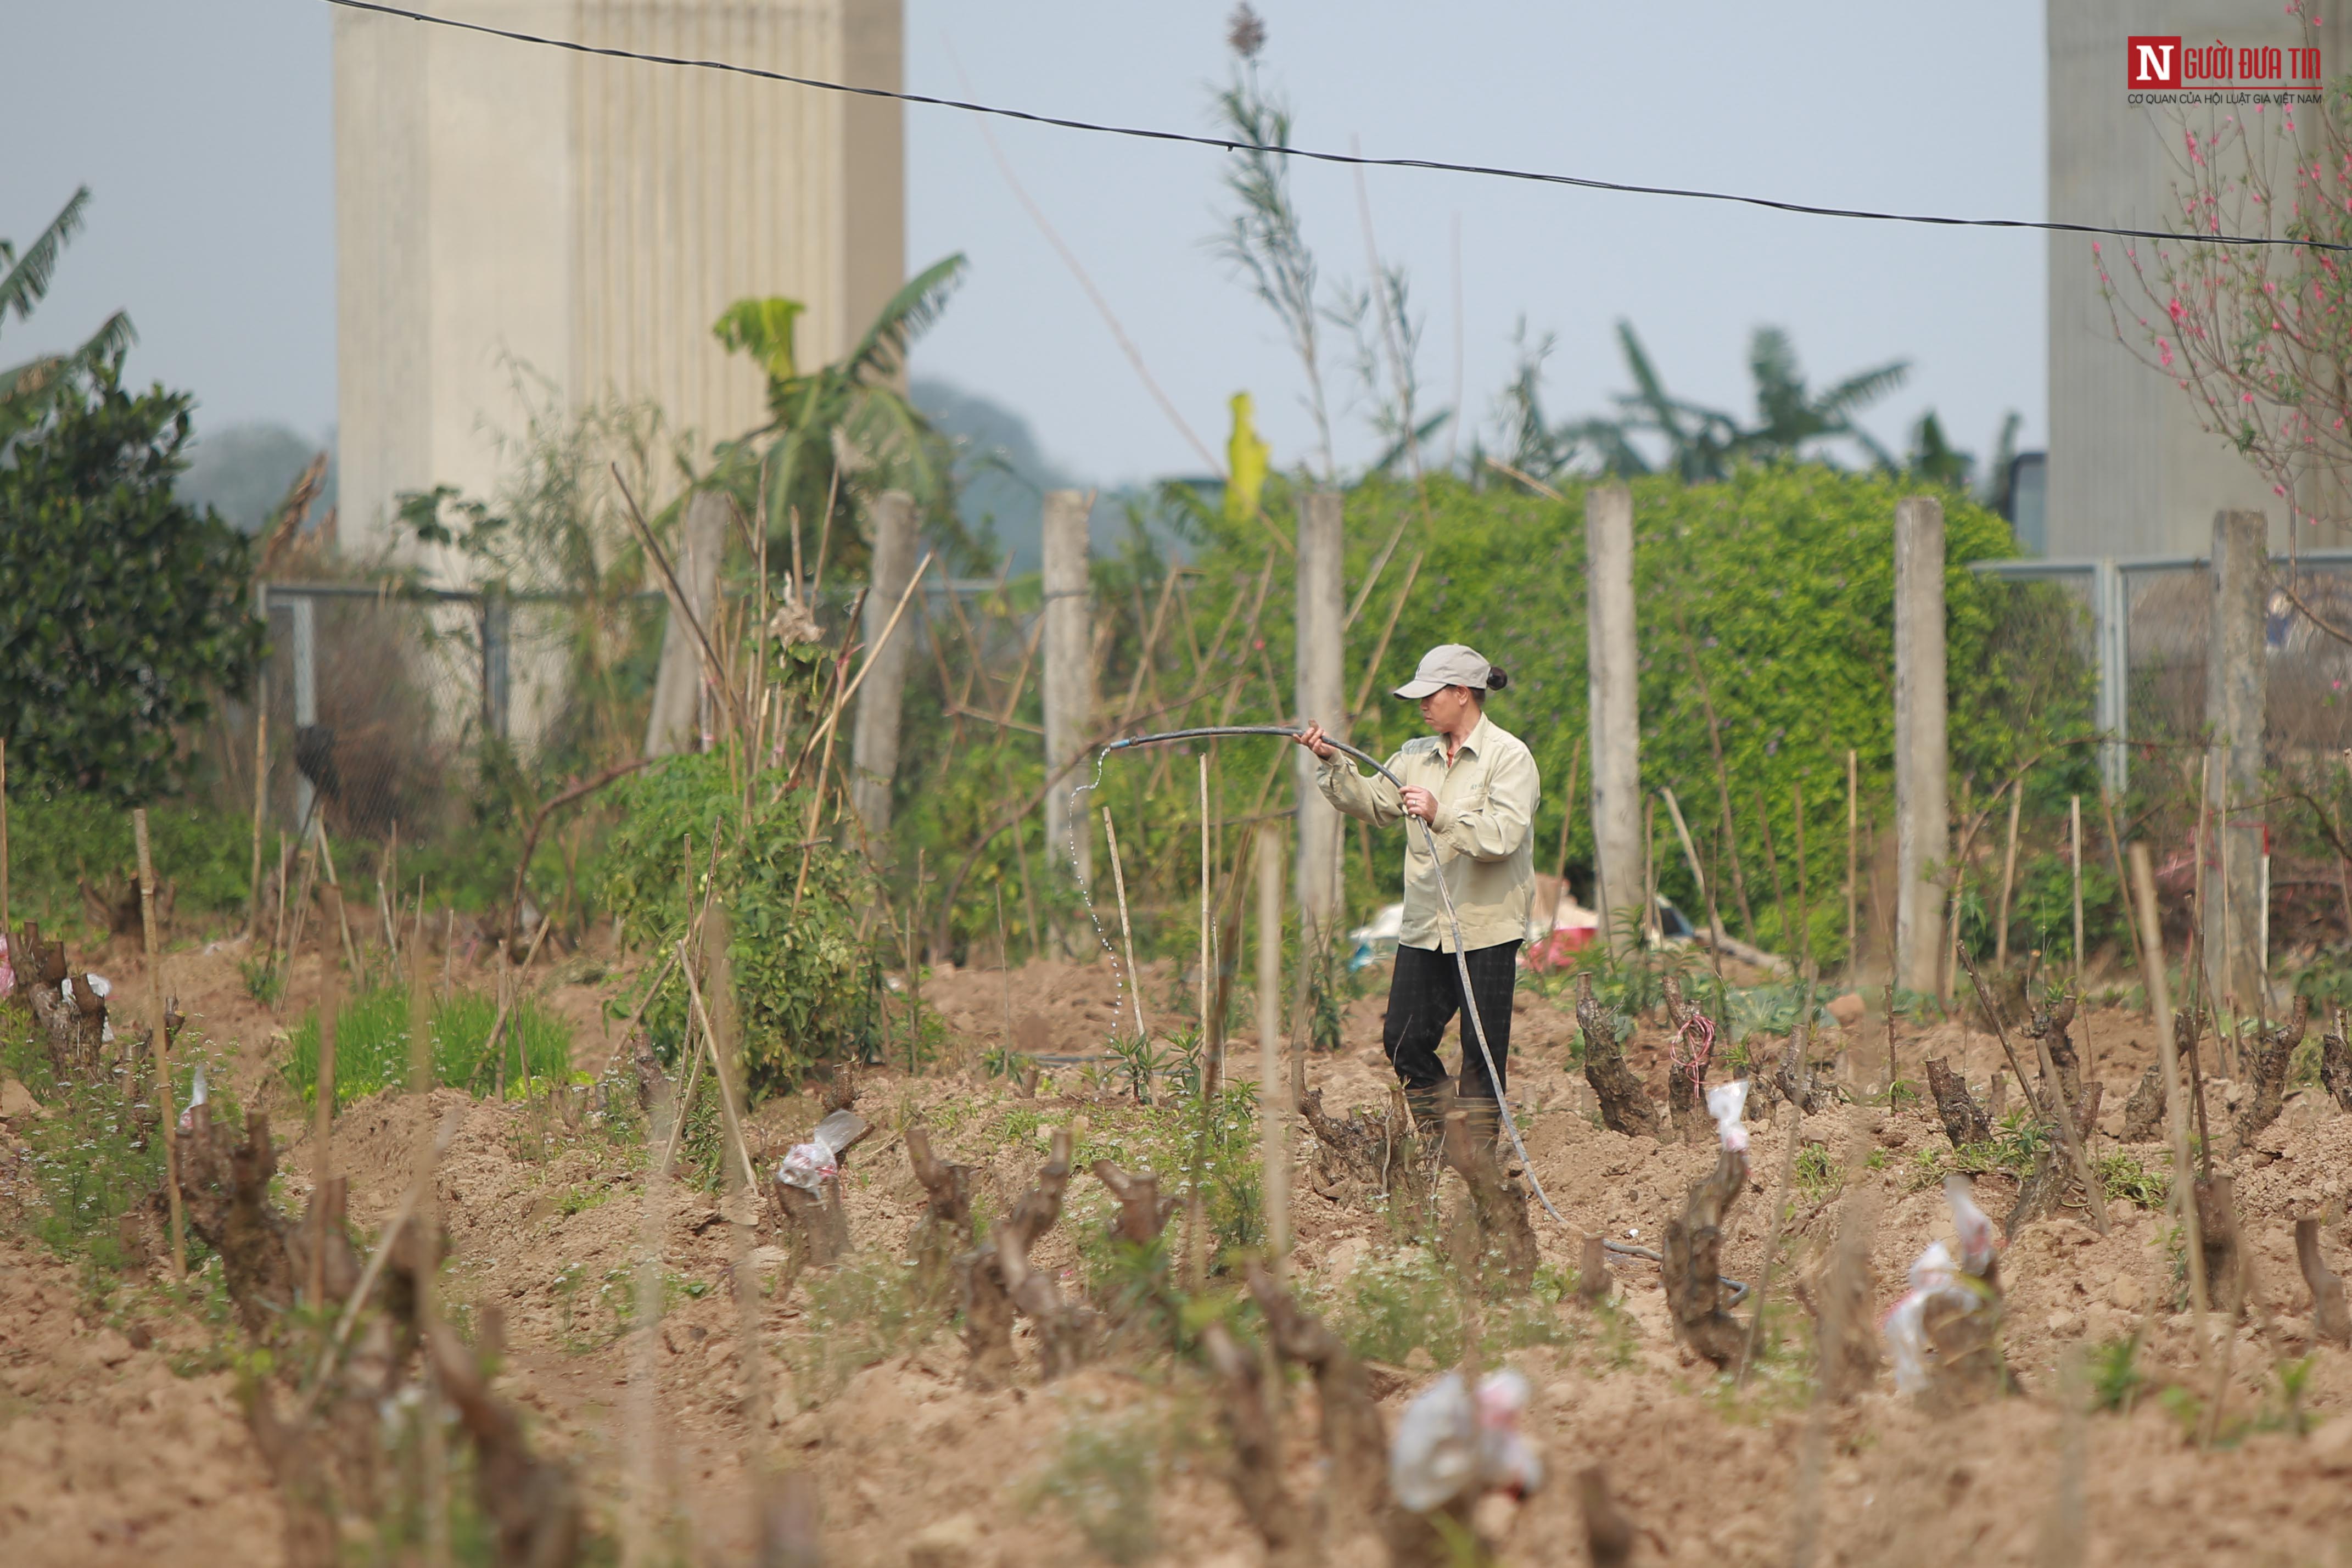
1160,465,2085,966
4,792,256,929
597,751,879,1091
0,363,265,804
279,983,574,1106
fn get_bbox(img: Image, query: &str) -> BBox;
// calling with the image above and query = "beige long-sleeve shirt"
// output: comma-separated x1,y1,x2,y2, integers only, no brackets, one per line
1315,710,1539,954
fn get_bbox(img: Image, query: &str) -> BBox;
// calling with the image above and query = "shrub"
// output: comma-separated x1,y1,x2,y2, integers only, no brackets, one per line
4,792,256,929
596,751,879,1091
0,363,264,804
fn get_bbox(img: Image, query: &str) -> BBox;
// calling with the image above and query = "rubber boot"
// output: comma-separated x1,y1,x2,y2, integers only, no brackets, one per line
1402,1077,1454,1140
1456,1094,1502,1148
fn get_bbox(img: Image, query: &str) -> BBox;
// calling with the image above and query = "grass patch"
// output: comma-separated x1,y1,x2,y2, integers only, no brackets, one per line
278,984,574,1106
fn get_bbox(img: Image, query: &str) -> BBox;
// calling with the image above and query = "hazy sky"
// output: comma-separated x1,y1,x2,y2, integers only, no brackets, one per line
2,1,2048,486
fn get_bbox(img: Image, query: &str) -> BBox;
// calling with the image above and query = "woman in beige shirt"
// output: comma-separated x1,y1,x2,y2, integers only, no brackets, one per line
1295,643,1539,1138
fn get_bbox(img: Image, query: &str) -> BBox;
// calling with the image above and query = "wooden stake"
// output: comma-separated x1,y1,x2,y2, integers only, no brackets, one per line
1845,749,1858,974
133,809,186,1281
1660,787,1728,989
0,737,9,946
1793,782,1811,975
2070,795,2086,998
1996,778,2023,968
1102,807,1148,1044
2101,789,2150,1019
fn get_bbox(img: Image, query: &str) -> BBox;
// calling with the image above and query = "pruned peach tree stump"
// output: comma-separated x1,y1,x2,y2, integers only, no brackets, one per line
1925,1056,1991,1149
1576,974,1660,1139
905,1125,972,1303
1660,1141,1748,1368
958,1125,1084,1385
2236,996,2309,1151
1440,1108,1537,1293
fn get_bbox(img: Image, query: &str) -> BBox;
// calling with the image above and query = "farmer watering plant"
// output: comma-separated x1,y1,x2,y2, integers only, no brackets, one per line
1295,643,1538,1143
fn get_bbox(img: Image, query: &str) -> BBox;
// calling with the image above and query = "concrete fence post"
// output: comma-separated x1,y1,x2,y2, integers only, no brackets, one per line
1893,496,1950,995
292,593,318,830
1294,490,1347,942
1041,489,1095,942
1584,484,1642,954
849,489,919,841
2206,508,2269,1007
641,488,729,758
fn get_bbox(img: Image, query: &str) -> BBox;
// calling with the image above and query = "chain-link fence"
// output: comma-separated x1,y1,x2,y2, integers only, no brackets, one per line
229,584,669,860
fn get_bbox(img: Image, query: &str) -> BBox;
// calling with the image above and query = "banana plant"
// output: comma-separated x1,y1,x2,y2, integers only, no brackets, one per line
710,253,972,579
1,187,136,447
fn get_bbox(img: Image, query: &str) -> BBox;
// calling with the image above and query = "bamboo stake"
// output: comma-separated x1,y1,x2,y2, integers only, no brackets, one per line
404,898,450,1566
1201,753,1219,1094
1793,782,1811,974
1103,807,1148,1044
1,738,9,945
1188,754,1211,1292
678,942,760,1194
133,810,186,1281
1996,779,2024,968
2101,789,2151,1018
243,702,267,939
1347,549,1426,721
996,884,1016,1051
1256,822,1289,1282
1660,787,1728,990
310,885,342,1309
1845,748,1858,974
2070,796,2086,998
1678,614,1757,939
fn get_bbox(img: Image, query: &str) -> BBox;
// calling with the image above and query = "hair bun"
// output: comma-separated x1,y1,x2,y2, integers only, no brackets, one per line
1485,666,1510,691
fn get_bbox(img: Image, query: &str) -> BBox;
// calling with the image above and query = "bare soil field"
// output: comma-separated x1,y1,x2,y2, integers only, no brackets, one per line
7,926,2352,1566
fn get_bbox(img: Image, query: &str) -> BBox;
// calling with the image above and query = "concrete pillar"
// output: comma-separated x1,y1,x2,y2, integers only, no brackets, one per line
1041,490,1095,914
1293,490,1347,940
1893,496,1950,995
1584,484,1643,955
479,595,512,742
642,489,729,758
850,490,919,840
291,593,317,830
2205,509,2269,1007
2094,557,2128,795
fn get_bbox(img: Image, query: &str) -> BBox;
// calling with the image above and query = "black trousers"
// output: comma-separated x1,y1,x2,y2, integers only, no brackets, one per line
1381,940,1521,1103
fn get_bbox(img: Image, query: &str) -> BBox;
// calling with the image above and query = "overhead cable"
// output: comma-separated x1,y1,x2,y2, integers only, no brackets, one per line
323,0,2347,255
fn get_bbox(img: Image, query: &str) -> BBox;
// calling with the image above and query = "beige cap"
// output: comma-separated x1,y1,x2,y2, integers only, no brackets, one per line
1392,643,1494,699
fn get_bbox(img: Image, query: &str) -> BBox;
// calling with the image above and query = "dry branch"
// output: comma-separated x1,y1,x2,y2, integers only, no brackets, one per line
1200,1321,1297,1558
425,1312,585,1567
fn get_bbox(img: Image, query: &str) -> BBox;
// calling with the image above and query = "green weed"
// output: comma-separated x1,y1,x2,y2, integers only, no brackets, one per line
1023,1418,1160,1566
278,984,573,1107
2096,1151,2170,1209
1330,1244,1464,1365
788,1256,940,1405
2087,1334,2146,1413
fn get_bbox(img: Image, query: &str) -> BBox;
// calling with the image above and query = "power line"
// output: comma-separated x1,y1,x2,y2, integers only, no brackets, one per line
324,0,2348,255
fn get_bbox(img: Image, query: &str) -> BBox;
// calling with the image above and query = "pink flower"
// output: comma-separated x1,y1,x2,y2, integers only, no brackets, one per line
2169,297,2187,322
2160,338,2176,368
2275,483,2289,496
